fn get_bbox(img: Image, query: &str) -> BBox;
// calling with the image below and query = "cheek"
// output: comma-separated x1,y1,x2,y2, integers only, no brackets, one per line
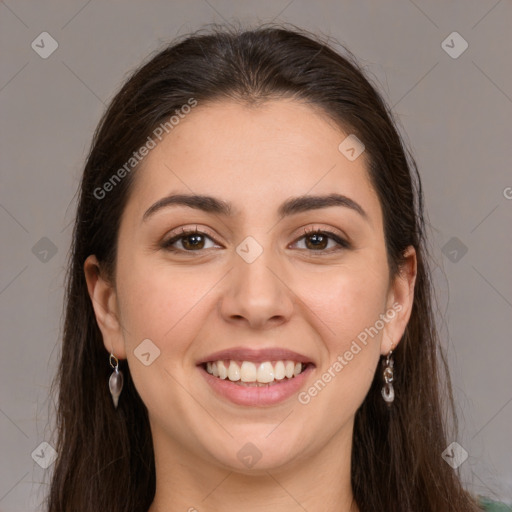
115,256,207,413
295,265,388,426
296,260,389,348
116,253,206,349
292,258,389,415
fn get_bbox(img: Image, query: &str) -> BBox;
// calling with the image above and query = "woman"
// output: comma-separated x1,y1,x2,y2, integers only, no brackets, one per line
46,24,505,511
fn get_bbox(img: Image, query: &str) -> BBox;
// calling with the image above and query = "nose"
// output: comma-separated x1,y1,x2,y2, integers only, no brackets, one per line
219,247,294,330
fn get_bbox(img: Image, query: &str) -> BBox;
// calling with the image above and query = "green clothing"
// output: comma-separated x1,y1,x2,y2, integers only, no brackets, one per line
479,496,512,511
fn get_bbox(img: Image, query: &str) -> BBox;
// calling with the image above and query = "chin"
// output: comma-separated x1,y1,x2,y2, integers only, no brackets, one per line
205,434,306,474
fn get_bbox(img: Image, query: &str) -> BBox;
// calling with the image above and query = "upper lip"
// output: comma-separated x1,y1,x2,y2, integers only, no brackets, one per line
196,347,315,366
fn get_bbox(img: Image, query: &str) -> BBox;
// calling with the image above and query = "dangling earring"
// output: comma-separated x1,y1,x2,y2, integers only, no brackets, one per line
381,349,394,406
109,352,124,409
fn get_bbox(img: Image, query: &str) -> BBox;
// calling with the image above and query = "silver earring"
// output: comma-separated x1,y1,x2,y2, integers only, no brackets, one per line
109,353,124,409
381,349,394,406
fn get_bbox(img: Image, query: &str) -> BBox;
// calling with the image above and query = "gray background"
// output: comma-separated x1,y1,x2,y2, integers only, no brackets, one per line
1,1,511,510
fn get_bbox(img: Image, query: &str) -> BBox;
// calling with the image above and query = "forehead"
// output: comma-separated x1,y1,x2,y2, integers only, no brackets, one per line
126,99,381,226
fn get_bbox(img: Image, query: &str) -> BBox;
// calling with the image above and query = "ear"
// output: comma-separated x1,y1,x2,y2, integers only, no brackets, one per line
83,255,126,359
381,245,417,355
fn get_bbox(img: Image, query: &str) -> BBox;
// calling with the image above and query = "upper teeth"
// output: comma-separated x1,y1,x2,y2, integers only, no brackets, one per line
205,360,304,383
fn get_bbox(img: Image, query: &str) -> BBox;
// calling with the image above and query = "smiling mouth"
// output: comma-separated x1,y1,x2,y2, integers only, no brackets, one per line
200,359,313,386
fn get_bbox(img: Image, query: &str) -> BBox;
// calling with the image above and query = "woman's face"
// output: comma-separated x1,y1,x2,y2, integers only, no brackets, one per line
86,99,416,473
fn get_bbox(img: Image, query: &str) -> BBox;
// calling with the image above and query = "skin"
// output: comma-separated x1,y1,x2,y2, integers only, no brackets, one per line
85,98,416,512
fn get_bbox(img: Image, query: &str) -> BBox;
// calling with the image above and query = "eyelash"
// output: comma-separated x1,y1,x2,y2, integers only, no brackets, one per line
161,226,350,254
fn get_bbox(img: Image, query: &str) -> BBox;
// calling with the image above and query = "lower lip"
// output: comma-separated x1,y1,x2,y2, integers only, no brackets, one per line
198,364,315,406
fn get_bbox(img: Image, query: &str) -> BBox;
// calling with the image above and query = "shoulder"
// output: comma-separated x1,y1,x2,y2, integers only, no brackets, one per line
478,495,512,511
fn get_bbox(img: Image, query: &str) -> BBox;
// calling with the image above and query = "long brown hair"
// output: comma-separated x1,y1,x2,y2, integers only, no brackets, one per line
46,23,485,512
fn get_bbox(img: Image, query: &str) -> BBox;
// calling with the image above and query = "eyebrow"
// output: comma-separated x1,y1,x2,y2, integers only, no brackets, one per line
142,192,369,223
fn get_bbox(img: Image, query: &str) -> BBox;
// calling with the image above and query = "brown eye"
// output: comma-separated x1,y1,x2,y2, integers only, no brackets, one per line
293,229,350,252
304,232,329,250
181,233,206,250
162,229,219,252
